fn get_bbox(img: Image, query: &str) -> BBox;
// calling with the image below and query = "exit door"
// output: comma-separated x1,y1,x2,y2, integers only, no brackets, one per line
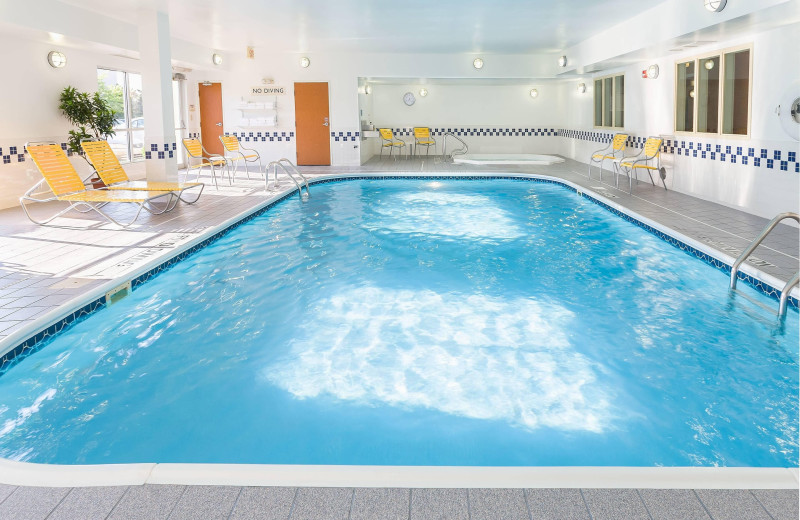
294,82,331,165
198,82,224,157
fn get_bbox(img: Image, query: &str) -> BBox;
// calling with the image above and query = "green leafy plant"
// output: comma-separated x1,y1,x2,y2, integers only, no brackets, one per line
58,86,116,157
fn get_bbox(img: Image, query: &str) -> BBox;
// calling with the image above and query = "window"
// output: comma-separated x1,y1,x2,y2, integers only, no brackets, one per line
675,45,751,136
97,68,144,162
594,73,624,128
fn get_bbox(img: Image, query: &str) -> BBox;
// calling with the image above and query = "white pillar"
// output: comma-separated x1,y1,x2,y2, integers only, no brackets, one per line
138,10,177,182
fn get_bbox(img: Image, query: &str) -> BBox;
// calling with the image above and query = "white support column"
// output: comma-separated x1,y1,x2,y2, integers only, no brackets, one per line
138,9,177,182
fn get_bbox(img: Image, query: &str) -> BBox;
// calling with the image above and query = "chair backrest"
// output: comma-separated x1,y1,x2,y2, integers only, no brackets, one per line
26,144,87,196
220,135,240,152
414,127,430,139
182,138,204,158
612,133,629,151
81,140,129,186
644,137,663,158
378,128,394,140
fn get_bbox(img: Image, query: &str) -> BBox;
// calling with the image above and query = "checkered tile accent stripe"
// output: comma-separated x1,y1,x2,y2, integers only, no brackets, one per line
389,127,557,137
144,143,177,161
331,131,361,142
227,131,294,143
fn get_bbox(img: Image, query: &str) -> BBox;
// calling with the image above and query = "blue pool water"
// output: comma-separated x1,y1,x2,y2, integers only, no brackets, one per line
0,179,797,467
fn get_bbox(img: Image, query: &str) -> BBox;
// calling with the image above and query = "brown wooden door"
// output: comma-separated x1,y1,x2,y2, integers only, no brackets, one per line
294,82,331,165
198,82,224,157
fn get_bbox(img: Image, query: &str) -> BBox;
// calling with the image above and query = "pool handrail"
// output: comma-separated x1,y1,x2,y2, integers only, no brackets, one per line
266,159,309,198
440,132,468,162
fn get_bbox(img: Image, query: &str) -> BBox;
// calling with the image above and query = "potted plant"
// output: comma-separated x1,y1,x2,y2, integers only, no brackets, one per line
58,86,116,188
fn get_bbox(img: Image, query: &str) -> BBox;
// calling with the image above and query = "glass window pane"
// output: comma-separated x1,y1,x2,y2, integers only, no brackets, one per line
128,73,144,127
723,49,750,135
130,130,145,161
698,56,720,133
594,80,603,127
676,61,695,132
106,133,130,163
613,75,624,128
97,68,127,129
603,77,613,126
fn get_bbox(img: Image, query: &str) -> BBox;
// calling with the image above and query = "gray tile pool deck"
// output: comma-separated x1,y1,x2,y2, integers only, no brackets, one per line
0,157,797,519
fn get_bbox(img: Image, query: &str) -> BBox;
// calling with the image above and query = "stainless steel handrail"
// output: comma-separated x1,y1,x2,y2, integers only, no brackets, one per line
266,160,310,198
440,132,468,162
779,272,799,317
278,158,310,195
730,212,799,289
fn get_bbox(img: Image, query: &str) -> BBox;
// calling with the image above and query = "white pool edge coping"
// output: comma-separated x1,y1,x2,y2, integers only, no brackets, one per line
0,170,797,489
454,155,566,166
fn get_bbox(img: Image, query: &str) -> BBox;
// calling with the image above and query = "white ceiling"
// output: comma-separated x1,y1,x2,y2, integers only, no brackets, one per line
60,0,671,54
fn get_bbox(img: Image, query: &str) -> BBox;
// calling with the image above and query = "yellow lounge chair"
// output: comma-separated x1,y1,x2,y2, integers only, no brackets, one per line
22,143,175,227
618,137,666,194
182,138,230,189
220,135,263,180
589,133,628,183
413,127,436,156
81,140,204,204
378,128,407,159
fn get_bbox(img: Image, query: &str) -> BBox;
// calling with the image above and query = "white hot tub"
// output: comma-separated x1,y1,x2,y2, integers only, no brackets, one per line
453,154,565,166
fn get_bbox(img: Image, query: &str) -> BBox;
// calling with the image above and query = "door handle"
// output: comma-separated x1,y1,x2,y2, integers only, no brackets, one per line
216,122,222,127
323,117,329,127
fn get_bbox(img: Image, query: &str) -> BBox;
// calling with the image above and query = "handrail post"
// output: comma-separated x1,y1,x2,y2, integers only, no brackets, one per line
730,212,800,289
779,272,799,318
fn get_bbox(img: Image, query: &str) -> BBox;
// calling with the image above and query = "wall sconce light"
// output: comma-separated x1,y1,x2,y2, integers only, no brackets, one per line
576,83,586,94
689,89,696,98
419,88,428,97
704,0,727,12
365,84,372,95
558,55,568,68
358,85,367,94
300,56,311,68
704,59,715,70
212,53,223,65
473,57,484,69
647,64,660,79
47,51,67,68
530,88,539,98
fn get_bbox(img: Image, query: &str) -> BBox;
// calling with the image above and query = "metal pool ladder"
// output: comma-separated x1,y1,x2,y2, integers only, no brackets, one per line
439,132,468,163
266,158,310,198
729,211,799,317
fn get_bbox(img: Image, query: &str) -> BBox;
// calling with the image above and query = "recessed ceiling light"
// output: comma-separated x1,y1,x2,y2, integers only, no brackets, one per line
212,53,222,65
530,88,539,98
558,56,568,68
300,56,310,68
704,0,727,12
47,51,66,68
473,57,484,69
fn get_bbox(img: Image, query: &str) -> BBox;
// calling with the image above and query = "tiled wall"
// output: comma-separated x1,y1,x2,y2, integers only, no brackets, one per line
144,143,177,160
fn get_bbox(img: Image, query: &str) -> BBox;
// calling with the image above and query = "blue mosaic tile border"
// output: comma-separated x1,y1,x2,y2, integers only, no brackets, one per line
0,174,796,376
227,131,294,143
331,131,360,142
390,127,558,137
144,142,177,160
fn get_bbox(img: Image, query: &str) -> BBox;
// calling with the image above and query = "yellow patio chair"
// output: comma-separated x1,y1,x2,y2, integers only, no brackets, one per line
22,143,175,227
81,140,204,204
618,137,666,194
219,135,263,180
182,138,230,189
413,127,436,156
378,128,407,159
589,133,628,183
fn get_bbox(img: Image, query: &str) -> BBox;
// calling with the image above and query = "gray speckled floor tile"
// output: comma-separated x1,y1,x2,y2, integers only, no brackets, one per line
290,487,353,520
0,486,70,520
0,484,17,505
350,488,409,520
107,485,186,520
526,488,590,520
167,485,240,520
410,488,468,520
229,487,296,520
48,486,128,520
581,489,649,520
751,489,800,520
695,489,772,520
638,489,710,520
468,488,529,520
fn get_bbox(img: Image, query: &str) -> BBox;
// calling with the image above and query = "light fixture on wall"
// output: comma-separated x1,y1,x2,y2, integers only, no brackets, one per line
47,51,67,68
704,0,727,12
365,84,372,95
647,64,660,79
558,55,568,68
704,59,715,70
473,57,484,69
576,83,586,94
357,85,367,95
419,88,428,97
530,88,539,98
212,53,223,65
300,56,311,68
689,89,696,98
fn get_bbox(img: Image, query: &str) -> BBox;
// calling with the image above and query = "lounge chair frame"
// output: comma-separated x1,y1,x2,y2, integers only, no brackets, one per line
617,137,667,194
589,133,629,184
413,127,437,156
219,135,263,180
182,138,231,189
378,128,407,160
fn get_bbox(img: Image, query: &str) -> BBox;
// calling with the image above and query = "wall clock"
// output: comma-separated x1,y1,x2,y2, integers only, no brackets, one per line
403,92,416,106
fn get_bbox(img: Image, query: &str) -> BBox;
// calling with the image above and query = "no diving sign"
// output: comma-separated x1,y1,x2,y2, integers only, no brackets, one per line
251,86,286,95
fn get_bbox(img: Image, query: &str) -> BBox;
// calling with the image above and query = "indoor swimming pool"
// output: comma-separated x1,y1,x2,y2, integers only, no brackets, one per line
0,178,796,468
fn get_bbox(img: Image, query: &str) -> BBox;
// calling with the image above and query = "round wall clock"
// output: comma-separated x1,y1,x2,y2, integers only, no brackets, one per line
403,92,416,106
